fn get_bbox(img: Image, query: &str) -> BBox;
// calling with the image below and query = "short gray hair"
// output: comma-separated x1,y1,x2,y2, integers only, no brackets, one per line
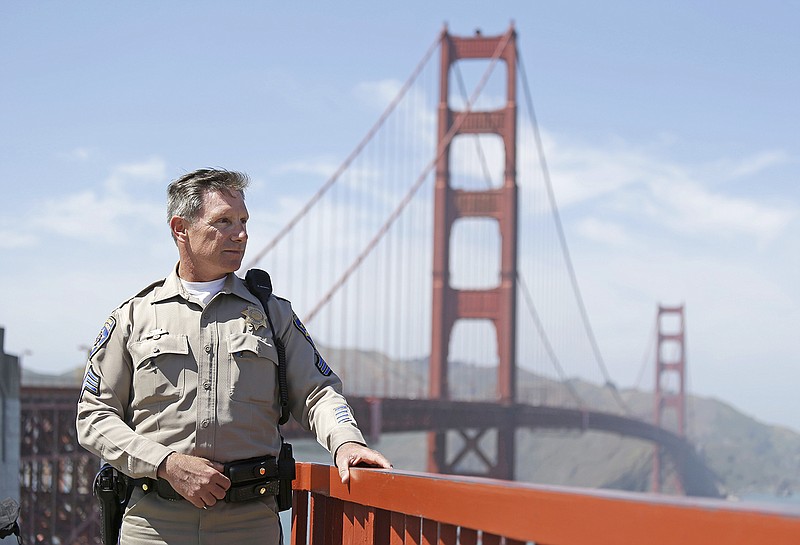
167,168,250,224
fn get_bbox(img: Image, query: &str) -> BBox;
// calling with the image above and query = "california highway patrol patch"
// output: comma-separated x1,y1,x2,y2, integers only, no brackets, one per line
293,314,332,376
90,316,116,359
292,314,316,349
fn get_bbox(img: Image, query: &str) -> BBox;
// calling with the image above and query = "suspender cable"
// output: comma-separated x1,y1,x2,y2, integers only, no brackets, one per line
518,49,630,415
517,274,584,407
634,319,657,391
304,31,514,324
245,33,442,270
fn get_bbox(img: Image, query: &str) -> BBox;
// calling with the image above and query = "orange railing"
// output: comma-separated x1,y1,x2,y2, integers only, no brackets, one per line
291,462,800,545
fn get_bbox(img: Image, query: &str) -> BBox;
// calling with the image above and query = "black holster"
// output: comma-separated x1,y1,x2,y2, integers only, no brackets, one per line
93,464,131,545
276,442,296,512
0,497,22,544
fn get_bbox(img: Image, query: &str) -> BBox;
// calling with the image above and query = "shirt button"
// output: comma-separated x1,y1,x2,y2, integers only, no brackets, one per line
204,345,212,354
201,419,209,428
203,381,211,390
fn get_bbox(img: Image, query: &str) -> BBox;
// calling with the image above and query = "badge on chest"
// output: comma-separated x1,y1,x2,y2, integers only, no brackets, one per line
242,306,267,332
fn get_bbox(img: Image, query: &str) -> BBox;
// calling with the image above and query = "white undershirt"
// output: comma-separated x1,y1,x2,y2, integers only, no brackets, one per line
180,277,226,306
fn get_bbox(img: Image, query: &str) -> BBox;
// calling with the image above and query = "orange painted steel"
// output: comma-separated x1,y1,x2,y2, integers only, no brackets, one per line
653,304,687,493
429,23,519,481
291,462,800,545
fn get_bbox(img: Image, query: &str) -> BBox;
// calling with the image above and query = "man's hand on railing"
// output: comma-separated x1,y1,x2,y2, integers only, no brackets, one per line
334,442,392,484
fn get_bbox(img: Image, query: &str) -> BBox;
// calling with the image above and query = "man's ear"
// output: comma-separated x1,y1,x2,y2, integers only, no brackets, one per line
170,215,188,242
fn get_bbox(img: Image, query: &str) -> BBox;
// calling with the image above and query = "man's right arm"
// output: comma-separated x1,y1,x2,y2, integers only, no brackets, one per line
76,308,173,479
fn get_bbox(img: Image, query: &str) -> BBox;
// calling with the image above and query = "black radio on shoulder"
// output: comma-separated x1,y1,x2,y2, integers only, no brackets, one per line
245,269,296,512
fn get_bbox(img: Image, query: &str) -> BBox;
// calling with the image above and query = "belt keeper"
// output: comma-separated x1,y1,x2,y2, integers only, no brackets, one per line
226,480,279,503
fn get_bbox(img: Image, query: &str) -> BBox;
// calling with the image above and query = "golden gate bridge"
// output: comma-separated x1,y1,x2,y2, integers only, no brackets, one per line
240,25,708,492
16,24,725,544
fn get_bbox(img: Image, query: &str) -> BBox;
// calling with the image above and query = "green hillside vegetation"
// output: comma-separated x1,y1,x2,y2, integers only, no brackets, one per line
26,347,800,499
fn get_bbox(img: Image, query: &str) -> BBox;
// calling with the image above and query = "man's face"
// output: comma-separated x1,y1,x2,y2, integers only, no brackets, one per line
179,189,249,282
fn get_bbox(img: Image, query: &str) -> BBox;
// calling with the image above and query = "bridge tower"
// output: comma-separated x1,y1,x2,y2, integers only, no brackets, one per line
652,304,687,493
428,26,518,480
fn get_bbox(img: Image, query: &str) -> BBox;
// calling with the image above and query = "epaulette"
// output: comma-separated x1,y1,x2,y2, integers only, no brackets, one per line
114,278,166,310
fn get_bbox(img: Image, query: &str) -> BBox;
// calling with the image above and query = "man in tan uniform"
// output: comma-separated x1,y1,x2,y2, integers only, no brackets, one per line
77,168,390,544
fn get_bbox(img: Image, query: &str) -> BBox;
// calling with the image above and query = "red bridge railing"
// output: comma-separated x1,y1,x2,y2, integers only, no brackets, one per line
291,462,800,545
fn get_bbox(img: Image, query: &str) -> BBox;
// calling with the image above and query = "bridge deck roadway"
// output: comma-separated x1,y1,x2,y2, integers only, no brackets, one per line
282,397,721,498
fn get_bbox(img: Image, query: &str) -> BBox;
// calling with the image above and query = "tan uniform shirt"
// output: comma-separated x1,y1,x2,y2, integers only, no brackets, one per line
76,266,365,478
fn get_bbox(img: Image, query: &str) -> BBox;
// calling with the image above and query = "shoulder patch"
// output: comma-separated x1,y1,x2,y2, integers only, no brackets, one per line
292,314,333,376
292,314,316,349
90,316,116,359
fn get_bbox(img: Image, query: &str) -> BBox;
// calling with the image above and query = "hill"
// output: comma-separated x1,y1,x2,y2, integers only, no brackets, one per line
303,347,800,500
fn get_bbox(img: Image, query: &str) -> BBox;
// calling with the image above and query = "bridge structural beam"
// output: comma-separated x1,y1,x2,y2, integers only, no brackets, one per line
428,25,518,480
652,304,687,493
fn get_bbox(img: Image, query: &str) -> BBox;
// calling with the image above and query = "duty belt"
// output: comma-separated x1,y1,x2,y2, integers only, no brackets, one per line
133,455,280,504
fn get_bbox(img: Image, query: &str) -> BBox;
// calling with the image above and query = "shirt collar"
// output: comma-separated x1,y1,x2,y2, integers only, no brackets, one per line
152,263,261,307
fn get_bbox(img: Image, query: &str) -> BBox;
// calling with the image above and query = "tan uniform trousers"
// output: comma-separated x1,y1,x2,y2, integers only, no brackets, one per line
121,489,281,545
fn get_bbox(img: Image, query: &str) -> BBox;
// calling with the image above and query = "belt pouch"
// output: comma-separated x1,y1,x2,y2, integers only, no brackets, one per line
225,456,279,485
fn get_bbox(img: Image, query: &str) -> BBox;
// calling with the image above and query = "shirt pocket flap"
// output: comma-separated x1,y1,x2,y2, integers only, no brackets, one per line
131,335,190,367
228,333,278,364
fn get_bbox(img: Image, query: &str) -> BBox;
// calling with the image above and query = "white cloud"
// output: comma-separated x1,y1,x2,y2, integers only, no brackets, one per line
353,78,438,157
105,157,167,192
533,132,686,207
723,149,791,180
273,156,339,178
57,147,93,162
35,158,166,242
0,230,38,248
526,129,797,243
574,242,799,403
112,157,166,179
353,79,403,110
648,180,795,241
575,218,632,246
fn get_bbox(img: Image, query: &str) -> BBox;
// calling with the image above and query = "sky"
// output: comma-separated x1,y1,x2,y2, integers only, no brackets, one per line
1,2,798,433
